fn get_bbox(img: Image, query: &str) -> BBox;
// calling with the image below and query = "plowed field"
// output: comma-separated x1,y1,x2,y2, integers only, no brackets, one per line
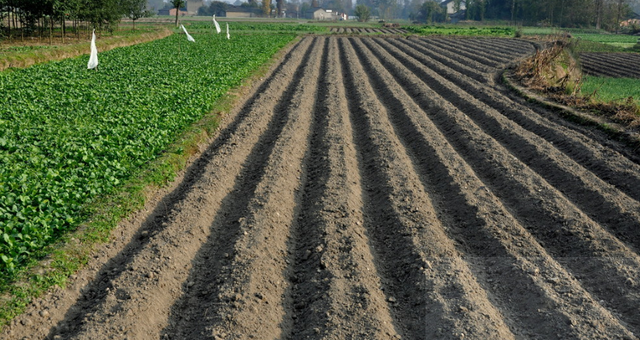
5,36,640,340
581,52,640,78
329,27,407,34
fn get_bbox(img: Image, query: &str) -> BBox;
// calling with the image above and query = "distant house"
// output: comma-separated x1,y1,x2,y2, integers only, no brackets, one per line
305,7,341,20
440,0,466,15
620,18,640,27
186,0,204,15
158,1,202,16
449,9,466,23
158,4,187,16
226,5,261,18
440,0,466,23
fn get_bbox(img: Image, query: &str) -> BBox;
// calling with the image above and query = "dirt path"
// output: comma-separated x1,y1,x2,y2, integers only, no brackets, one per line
4,36,640,340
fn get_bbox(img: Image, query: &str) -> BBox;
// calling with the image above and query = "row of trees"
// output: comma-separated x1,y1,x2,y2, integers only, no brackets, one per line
196,0,351,19
351,0,637,28
190,0,637,28
0,0,151,40
461,0,634,28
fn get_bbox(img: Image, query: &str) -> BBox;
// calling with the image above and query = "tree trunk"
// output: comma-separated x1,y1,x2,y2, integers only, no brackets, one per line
7,6,11,40
595,0,602,30
615,0,623,33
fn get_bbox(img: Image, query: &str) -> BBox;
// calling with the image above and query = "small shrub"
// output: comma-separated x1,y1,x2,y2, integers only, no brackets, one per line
514,27,523,38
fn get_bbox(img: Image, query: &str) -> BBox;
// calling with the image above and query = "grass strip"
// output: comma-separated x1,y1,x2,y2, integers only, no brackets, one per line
581,76,640,106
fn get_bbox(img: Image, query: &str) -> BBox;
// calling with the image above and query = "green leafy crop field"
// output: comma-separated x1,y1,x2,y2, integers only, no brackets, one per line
0,33,295,276
571,33,639,45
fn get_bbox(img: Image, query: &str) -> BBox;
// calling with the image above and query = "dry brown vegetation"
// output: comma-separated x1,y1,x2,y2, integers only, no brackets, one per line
514,37,640,130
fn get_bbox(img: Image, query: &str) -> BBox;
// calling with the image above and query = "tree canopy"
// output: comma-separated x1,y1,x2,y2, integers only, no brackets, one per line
0,0,155,38
355,4,371,21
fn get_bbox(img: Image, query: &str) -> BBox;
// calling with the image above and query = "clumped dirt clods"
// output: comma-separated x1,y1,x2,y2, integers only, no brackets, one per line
4,36,640,340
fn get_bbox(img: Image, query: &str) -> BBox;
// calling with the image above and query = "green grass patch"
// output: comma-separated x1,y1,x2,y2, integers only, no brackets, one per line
570,32,639,53
521,27,559,35
571,32,639,44
572,39,633,53
581,76,640,105
403,25,515,37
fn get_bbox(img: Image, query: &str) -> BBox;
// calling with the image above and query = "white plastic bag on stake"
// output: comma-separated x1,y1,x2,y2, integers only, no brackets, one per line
226,23,230,40
213,15,221,34
181,24,196,42
87,29,99,70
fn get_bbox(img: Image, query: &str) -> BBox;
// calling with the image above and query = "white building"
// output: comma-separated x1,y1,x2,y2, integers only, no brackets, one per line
441,0,466,15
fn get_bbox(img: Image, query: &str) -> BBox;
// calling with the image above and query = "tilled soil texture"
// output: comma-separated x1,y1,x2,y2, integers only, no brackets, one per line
581,52,640,78
329,27,408,34
5,36,640,340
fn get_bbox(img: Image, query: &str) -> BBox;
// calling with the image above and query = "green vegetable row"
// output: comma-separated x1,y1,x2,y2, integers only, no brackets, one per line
0,33,295,276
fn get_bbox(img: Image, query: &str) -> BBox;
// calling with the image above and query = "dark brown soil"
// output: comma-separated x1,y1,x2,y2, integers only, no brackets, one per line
4,36,640,340
581,52,640,78
329,27,407,34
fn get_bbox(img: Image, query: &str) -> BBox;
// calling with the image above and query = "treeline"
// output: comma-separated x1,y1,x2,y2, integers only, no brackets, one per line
355,0,636,29
465,0,634,28
0,0,150,39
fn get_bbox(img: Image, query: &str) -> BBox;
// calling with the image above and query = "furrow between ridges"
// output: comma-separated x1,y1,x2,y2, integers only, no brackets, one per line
402,41,640,202
285,37,400,340
157,36,325,340
355,36,637,339
378,37,640,253
472,38,537,55
397,38,492,82
456,38,534,59
364,36,640,337
424,38,508,67
342,36,519,340
48,37,317,340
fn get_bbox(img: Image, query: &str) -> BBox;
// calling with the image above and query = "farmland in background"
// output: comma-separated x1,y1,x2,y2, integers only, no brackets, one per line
572,32,639,48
